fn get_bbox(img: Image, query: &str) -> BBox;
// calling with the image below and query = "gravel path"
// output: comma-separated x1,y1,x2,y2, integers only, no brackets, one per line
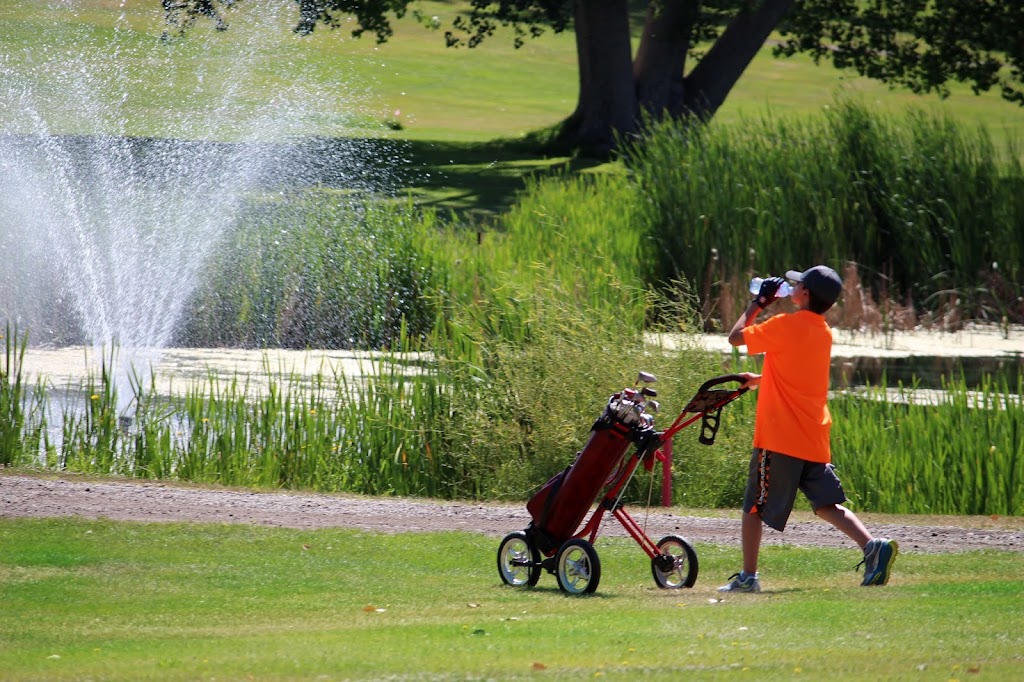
3,473,1021,554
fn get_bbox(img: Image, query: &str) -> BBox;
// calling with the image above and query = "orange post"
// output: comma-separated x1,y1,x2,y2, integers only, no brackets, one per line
660,439,673,506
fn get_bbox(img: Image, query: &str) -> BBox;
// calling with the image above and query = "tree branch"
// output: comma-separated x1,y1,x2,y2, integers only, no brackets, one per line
683,0,797,120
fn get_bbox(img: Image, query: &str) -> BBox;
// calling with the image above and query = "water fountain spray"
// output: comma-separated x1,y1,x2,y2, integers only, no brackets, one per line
0,2,392,425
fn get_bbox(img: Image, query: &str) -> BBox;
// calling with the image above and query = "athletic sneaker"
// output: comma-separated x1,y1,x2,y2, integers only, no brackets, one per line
858,538,899,586
718,572,761,593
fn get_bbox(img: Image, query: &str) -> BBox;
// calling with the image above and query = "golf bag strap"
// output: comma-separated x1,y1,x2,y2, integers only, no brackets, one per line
538,464,571,530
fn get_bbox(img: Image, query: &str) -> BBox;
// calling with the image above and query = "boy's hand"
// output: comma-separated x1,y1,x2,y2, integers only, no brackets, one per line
753,277,785,308
738,372,762,390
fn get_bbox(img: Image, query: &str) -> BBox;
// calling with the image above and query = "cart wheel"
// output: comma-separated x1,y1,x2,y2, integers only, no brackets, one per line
555,538,601,595
651,535,699,589
497,531,541,587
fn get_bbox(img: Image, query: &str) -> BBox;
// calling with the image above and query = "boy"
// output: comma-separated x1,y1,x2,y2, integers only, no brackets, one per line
719,266,898,592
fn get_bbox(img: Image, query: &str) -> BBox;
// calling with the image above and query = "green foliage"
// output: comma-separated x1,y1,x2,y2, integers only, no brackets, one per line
179,194,439,349
0,327,49,465
832,376,1024,516
169,1,1024,108
427,168,652,319
2,518,1023,681
0,285,742,505
779,0,1024,106
625,99,1024,322
57,348,124,473
430,276,724,500
5,316,1024,513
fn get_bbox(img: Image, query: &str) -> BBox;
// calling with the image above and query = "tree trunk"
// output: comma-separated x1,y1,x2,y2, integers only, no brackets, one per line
556,0,796,154
633,0,700,119
555,0,636,155
683,0,797,120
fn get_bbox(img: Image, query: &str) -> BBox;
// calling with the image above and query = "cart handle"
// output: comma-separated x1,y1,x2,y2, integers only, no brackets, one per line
660,374,749,443
694,374,749,395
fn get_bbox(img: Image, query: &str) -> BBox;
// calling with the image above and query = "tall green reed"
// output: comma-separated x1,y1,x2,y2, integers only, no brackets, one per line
179,193,439,350
429,275,730,500
161,340,452,496
832,376,1024,515
0,326,49,466
45,332,453,497
5,322,1023,515
624,99,1024,325
7,279,738,504
425,169,652,340
58,347,124,472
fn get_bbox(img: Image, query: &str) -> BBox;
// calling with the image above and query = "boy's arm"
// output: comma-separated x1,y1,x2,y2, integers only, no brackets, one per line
729,276,784,347
728,300,763,347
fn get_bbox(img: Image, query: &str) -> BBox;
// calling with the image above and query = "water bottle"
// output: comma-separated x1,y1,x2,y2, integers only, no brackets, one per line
749,277,792,298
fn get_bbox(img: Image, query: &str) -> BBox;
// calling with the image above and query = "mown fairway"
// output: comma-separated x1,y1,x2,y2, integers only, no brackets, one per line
1,517,1023,681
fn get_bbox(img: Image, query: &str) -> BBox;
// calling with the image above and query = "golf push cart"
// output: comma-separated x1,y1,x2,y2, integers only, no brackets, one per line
497,372,748,595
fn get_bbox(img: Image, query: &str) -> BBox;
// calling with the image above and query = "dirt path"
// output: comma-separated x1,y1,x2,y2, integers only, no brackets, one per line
3,473,1022,554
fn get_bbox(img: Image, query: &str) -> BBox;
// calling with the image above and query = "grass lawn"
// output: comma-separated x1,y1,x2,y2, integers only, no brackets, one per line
2,517,1022,680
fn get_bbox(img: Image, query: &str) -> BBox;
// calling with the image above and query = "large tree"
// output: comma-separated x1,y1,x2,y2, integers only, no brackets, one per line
165,0,1024,154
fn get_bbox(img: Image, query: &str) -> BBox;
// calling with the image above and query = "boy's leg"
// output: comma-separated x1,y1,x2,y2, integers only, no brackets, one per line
802,463,898,585
741,510,762,575
814,503,871,548
801,463,863,542
719,449,801,593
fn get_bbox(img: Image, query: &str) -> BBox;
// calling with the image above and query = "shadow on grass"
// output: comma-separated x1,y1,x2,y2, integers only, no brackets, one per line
392,138,610,221
4,132,611,223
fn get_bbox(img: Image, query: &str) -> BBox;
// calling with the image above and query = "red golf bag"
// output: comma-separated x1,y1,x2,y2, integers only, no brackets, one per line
525,389,660,554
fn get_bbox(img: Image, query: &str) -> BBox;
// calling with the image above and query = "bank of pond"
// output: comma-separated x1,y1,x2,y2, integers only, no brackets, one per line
2,337,1020,519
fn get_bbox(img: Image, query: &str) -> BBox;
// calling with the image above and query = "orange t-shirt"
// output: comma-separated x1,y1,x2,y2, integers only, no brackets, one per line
742,310,833,463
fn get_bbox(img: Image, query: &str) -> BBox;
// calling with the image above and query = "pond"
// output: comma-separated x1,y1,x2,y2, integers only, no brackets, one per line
18,324,1022,402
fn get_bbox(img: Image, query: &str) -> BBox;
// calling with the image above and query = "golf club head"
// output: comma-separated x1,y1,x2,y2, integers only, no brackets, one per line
645,400,660,413
636,371,657,386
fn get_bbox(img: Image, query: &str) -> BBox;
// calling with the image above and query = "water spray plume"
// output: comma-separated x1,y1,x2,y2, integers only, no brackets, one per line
0,2,394,417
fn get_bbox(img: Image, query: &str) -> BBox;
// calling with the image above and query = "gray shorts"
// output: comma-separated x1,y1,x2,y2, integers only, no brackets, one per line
743,448,847,531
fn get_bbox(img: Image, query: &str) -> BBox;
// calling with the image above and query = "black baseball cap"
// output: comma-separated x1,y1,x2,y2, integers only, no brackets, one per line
785,266,842,305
